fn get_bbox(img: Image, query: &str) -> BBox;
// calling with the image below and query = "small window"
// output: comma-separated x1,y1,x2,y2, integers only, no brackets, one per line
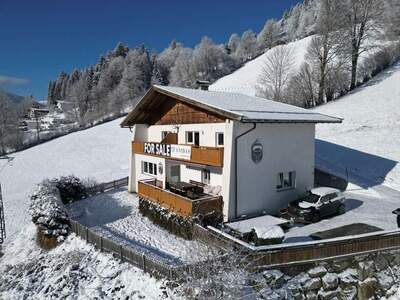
202,169,211,185
216,132,224,147
142,161,157,176
186,131,200,146
277,171,296,191
186,131,193,144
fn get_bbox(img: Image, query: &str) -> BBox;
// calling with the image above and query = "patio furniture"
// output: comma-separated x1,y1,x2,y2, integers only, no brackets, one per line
169,181,204,199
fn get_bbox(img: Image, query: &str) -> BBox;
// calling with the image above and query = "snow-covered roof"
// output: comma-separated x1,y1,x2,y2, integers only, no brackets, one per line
121,85,342,127
226,215,289,234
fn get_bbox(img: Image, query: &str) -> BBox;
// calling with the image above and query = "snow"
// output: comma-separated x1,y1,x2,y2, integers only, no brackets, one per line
68,188,213,264
209,36,313,96
153,84,340,123
0,117,132,241
253,226,285,240
314,61,400,191
0,224,171,299
226,215,288,234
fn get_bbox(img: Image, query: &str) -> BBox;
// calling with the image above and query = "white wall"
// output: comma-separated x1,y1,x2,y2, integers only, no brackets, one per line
134,154,166,190
231,122,315,219
147,123,226,147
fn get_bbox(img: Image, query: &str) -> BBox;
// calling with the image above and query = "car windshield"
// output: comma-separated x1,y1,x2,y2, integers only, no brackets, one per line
300,192,320,203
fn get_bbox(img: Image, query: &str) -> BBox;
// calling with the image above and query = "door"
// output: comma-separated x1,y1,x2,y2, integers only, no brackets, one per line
194,132,200,146
169,165,181,183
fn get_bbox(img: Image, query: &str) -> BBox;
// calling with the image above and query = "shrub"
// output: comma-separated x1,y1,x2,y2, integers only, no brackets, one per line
29,180,70,247
55,175,88,204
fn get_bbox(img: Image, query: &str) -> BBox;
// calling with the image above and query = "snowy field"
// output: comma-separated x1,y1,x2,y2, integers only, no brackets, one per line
69,188,213,264
0,117,132,241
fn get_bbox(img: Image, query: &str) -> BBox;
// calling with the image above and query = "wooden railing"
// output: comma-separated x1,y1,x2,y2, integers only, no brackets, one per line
138,179,222,218
132,141,224,167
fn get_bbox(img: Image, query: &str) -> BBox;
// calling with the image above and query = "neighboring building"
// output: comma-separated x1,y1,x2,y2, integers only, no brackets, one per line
121,85,342,222
28,108,50,120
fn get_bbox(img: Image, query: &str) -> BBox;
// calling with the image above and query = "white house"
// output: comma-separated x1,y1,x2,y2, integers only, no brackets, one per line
121,85,342,222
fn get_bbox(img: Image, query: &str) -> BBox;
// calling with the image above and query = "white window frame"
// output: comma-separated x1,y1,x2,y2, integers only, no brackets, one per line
215,132,224,147
186,131,199,145
276,171,296,191
202,169,211,185
142,161,157,176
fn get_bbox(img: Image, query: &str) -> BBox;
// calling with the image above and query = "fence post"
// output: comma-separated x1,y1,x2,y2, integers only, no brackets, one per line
86,227,89,242
142,254,146,272
120,245,123,262
100,236,103,252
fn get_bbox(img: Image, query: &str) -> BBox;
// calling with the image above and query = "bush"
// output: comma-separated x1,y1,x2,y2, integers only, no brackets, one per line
55,175,88,204
29,180,70,247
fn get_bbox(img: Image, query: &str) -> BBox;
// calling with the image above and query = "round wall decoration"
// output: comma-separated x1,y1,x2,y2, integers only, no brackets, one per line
251,140,263,164
158,162,163,175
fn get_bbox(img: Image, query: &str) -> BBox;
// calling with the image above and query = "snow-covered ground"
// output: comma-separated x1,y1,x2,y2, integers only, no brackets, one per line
314,61,400,191
285,183,399,242
0,224,172,299
0,117,132,241
69,188,213,264
210,36,313,97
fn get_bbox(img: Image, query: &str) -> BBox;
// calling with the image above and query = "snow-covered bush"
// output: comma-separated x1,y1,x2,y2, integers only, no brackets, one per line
55,175,88,204
30,180,70,244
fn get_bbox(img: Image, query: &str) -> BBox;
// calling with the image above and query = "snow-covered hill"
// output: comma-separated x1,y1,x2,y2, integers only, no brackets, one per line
314,61,400,191
0,117,132,240
211,35,400,191
210,36,313,97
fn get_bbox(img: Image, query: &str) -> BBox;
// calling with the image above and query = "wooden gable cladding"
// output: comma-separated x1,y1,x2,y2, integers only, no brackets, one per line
154,97,225,125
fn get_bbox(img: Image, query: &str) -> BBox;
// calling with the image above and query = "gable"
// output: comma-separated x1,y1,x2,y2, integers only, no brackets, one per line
155,99,225,125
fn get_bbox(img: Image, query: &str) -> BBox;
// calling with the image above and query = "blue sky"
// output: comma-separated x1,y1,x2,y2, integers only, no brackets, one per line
0,0,301,100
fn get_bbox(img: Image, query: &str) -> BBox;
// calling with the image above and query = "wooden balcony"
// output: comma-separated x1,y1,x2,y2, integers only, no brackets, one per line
138,179,222,218
132,141,224,167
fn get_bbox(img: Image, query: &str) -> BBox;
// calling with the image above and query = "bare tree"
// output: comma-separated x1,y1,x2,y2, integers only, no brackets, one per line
286,62,318,108
257,19,281,51
306,0,347,105
257,45,295,102
344,0,385,90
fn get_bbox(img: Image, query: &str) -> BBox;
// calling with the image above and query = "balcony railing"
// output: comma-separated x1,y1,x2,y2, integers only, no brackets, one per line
132,141,224,167
138,179,222,218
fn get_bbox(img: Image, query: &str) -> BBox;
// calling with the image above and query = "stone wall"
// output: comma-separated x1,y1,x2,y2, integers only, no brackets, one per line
251,250,400,299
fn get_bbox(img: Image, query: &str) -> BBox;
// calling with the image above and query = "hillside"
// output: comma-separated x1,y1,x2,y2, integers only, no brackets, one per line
210,34,400,192
209,36,313,96
0,117,132,239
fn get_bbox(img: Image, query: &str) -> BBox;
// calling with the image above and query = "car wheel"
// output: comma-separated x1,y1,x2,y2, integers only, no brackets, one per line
311,213,320,223
338,204,346,215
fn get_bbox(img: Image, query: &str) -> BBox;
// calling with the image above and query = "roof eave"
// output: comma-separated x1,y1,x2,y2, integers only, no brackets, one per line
241,118,343,124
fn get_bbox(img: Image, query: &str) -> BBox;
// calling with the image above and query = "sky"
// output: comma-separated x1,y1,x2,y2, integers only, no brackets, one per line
0,0,301,100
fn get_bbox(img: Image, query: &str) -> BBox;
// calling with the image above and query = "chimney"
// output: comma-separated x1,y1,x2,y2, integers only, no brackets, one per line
196,80,211,91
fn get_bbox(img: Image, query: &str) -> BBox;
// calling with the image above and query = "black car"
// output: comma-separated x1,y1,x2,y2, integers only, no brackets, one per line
288,187,346,223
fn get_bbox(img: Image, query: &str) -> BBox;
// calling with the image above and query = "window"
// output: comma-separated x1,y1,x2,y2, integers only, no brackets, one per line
276,171,296,191
321,193,337,203
202,169,211,185
142,161,157,176
216,132,224,147
186,131,200,146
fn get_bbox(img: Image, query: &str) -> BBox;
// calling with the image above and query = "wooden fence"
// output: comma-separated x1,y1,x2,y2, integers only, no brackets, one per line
206,226,400,268
86,177,129,196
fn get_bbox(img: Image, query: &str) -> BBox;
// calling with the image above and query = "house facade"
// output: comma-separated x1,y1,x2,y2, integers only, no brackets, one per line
121,85,341,222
